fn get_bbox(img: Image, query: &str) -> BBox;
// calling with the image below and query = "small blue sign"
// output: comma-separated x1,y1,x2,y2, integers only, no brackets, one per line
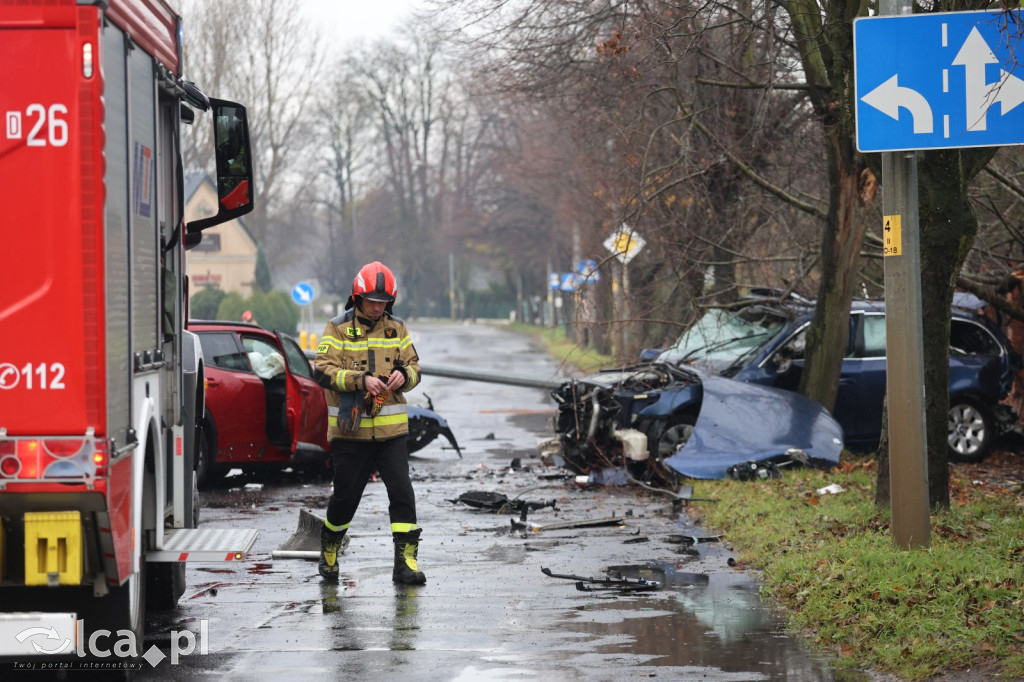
559,273,579,292
577,259,601,283
855,10,1024,152
549,272,560,290
291,281,315,306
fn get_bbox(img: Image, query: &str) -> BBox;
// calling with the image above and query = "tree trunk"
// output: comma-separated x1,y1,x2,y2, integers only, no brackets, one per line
799,136,874,411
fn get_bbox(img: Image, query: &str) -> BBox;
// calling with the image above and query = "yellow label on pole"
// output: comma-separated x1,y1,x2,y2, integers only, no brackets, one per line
883,215,902,256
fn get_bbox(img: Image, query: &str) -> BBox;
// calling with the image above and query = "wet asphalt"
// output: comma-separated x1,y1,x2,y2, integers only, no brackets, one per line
139,320,863,681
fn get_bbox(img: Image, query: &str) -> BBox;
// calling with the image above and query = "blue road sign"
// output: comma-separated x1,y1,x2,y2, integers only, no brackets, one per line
854,10,1024,152
291,281,315,306
576,259,601,283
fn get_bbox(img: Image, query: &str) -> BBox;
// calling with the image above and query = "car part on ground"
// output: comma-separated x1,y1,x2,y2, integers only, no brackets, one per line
541,567,661,593
408,395,462,457
447,491,558,514
550,363,844,485
271,508,349,561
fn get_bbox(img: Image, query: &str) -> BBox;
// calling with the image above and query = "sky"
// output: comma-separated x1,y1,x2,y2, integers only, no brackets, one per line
299,0,422,50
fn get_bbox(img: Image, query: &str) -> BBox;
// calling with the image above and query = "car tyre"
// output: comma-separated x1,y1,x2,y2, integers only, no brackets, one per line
195,423,225,488
948,398,994,463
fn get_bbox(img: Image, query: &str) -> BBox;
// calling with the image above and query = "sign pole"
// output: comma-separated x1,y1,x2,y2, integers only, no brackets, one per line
881,0,931,549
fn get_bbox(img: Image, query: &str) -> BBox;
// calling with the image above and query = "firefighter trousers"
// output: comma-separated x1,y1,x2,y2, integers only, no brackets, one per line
325,435,417,529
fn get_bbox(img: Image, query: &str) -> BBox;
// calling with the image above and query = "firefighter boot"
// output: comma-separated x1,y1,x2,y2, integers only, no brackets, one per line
392,529,427,585
318,526,346,581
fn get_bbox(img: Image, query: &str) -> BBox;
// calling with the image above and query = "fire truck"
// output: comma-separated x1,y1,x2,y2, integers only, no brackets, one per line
0,0,259,658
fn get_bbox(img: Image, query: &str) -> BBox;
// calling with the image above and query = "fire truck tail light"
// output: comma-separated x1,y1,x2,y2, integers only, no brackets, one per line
0,437,107,480
46,439,84,456
0,456,20,477
82,42,94,78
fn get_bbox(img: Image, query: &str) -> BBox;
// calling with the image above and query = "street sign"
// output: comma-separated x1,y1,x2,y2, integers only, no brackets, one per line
559,273,579,292
548,272,560,291
603,225,646,264
854,10,1024,152
291,281,315,306
577,259,601,283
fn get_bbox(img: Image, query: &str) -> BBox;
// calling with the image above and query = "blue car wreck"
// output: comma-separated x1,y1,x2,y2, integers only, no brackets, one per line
551,362,843,483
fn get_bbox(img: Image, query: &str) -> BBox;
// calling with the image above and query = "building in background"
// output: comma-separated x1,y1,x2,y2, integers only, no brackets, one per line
185,171,258,294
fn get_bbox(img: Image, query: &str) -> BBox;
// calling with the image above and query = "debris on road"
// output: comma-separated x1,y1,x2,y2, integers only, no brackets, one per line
541,566,660,593
272,508,349,560
662,534,724,546
511,515,624,532
447,490,558,514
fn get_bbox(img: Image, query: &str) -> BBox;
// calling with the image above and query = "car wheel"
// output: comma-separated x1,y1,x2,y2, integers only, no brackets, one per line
657,420,695,459
948,398,994,463
195,424,224,488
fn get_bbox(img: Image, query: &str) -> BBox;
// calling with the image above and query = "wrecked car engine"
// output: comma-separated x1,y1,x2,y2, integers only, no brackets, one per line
551,362,844,485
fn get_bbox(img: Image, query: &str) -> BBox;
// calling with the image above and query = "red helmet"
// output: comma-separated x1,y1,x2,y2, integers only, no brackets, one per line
347,261,397,310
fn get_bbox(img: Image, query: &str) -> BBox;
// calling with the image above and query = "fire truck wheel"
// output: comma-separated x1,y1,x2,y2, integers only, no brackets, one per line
147,562,186,610
78,563,147,666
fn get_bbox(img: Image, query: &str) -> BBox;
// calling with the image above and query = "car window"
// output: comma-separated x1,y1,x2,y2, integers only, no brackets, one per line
241,336,286,379
279,335,313,379
860,314,887,358
950,320,1001,356
198,332,252,372
777,326,808,360
657,308,786,367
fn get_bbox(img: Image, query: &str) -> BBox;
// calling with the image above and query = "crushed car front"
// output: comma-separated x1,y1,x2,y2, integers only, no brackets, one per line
551,362,843,484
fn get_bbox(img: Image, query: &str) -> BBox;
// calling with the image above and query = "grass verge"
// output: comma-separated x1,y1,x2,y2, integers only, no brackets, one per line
507,322,615,375
691,456,1024,680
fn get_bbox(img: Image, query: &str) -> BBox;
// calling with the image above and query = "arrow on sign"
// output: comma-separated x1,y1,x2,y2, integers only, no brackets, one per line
953,28,1000,131
993,69,1024,117
861,75,933,134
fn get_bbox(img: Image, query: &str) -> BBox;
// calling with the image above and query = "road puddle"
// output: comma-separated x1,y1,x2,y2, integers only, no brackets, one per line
553,568,868,680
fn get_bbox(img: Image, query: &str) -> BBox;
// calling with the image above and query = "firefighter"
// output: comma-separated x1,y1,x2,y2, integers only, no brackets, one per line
312,262,426,585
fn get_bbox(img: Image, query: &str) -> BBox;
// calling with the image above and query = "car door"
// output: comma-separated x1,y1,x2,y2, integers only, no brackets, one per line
239,334,291,452
277,332,329,453
197,331,266,462
837,312,887,444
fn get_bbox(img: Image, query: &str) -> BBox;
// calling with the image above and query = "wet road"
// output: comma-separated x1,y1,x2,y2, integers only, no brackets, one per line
140,321,858,681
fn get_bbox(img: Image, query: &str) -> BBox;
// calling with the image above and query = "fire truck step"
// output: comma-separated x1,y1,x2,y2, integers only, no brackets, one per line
146,528,259,562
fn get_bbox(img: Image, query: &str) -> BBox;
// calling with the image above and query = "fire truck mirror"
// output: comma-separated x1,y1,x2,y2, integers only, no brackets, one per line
187,98,255,235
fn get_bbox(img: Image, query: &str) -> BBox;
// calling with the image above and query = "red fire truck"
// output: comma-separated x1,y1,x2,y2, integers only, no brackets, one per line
0,0,258,659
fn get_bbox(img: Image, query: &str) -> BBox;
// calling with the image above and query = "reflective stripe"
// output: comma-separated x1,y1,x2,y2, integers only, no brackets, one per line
391,522,417,533
329,403,405,418
319,336,345,350
325,519,348,532
358,413,408,428
321,336,409,353
339,369,361,389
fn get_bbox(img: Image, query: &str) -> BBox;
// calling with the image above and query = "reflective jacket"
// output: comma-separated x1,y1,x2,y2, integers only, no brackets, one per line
314,309,421,442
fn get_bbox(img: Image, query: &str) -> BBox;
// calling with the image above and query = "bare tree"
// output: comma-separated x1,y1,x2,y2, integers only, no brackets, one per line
181,0,325,254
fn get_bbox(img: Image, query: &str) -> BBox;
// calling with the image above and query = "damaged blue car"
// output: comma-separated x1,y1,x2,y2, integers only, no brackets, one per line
551,362,843,484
